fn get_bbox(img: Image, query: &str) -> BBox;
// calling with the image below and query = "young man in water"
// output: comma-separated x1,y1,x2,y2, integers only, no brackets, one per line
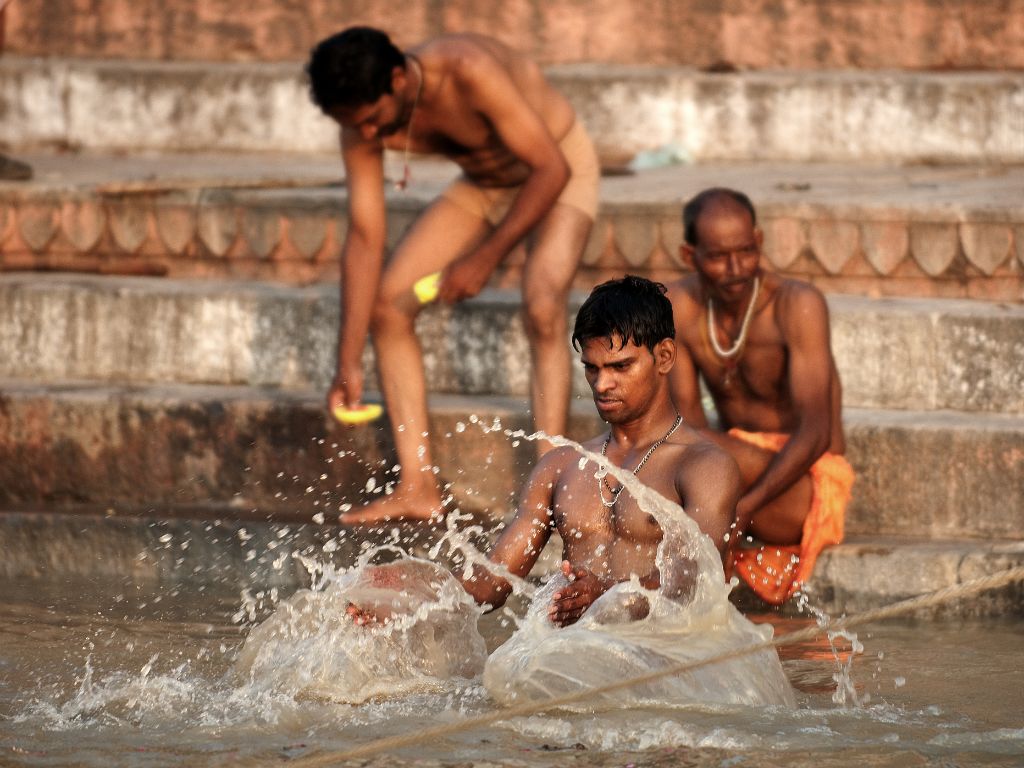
306,27,599,525
666,187,855,605
349,276,740,627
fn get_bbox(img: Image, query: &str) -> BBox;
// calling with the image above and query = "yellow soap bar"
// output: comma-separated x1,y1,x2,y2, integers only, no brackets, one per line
413,272,441,304
332,403,383,424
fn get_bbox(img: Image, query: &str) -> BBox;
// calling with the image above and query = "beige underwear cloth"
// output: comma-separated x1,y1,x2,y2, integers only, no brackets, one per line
440,120,600,224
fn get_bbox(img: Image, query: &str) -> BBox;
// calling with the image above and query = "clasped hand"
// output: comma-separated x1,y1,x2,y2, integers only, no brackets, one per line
548,561,611,627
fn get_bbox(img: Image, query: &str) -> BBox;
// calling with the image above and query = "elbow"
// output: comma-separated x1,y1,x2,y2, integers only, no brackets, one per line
538,151,570,195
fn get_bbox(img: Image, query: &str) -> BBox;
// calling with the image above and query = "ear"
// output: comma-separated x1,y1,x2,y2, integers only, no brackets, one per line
390,65,407,93
653,338,676,374
755,226,764,252
679,243,695,269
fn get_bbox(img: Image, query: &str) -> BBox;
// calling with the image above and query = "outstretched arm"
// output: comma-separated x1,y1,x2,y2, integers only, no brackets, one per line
328,132,388,413
459,452,561,610
346,455,560,626
734,286,834,532
438,55,570,302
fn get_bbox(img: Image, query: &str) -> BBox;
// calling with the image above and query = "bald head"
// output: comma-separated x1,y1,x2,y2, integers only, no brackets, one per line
682,188,757,248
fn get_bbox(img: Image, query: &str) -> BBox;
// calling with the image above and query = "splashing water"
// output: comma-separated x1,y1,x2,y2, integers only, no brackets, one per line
236,423,795,710
233,553,487,704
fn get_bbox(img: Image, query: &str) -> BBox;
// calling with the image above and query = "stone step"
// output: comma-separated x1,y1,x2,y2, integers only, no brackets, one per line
1,274,1021,414
0,383,1020,540
7,0,1021,71
2,510,1020,618
3,153,1020,300
2,56,1022,164
802,537,1024,618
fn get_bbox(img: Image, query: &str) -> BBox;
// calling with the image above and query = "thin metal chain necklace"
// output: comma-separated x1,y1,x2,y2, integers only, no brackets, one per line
395,54,424,191
598,413,682,508
707,275,761,359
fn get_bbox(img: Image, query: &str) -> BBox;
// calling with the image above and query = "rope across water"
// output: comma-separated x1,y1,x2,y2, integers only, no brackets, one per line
265,564,1024,767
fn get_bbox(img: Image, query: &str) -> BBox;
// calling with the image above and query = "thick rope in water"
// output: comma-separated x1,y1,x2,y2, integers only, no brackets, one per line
276,564,1024,767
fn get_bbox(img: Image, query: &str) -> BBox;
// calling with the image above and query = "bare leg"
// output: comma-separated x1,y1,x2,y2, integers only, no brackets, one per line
701,431,814,545
521,203,592,458
340,198,489,525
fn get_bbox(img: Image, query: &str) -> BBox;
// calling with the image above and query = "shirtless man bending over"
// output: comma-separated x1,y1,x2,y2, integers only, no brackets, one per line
306,28,599,525
349,276,740,627
666,187,855,605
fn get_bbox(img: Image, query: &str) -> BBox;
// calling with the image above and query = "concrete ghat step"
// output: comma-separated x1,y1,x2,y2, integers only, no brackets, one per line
1,274,1022,414
799,537,1024,618
2,57,1022,163
2,511,1019,618
0,384,1020,539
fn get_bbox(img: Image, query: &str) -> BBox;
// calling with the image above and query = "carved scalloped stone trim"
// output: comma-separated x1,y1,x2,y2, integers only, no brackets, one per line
156,205,198,254
960,223,1012,276
582,219,611,266
761,217,806,269
910,222,959,276
286,215,327,259
861,221,909,276
611,216,657,267
61,200,106,252
197,206,239,256
108,200,151,253
17,203,60,251
241,208,282,259
808,220,858,275
657,216,684,266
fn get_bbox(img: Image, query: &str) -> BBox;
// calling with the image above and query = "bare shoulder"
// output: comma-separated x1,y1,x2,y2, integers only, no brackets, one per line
665,274,702,319
773,277,830,322
418,34,512,79
678,438,740,486
531,441,592,482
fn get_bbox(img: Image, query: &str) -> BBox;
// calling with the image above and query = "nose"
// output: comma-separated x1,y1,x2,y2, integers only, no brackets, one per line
726,251,742,277
593,368,615,394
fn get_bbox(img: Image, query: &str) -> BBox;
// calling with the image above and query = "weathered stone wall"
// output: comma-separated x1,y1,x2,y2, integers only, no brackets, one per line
3,0,1023,69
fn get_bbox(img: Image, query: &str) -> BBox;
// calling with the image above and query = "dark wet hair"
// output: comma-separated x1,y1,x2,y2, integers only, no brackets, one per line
682,187,757,246
306,27,405,112
572,275,675,353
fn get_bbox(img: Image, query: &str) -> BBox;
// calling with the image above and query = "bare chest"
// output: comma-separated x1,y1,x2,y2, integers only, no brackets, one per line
686,314,789,401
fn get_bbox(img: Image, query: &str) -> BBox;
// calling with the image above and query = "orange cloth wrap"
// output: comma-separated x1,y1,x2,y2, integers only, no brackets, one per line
728,429,855,605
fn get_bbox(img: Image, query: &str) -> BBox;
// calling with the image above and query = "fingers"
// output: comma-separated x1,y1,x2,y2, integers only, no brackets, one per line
548,586,594,626
345,602,389,627
548,596,587,626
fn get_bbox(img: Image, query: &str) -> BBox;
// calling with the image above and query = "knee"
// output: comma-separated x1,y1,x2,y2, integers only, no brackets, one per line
522,293,567,342
369,291,416,335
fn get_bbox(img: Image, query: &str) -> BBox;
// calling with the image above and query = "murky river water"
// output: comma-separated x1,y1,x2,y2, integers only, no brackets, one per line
2,574,1022,767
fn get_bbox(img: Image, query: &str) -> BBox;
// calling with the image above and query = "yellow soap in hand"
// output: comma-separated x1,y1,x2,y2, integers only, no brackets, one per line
413,272,441,304
332,403,383,425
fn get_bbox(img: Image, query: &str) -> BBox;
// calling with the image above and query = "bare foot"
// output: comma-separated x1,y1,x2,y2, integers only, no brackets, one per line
339,486,446,525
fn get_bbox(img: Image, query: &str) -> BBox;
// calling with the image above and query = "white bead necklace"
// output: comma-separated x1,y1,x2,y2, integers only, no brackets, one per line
707,275,761,359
